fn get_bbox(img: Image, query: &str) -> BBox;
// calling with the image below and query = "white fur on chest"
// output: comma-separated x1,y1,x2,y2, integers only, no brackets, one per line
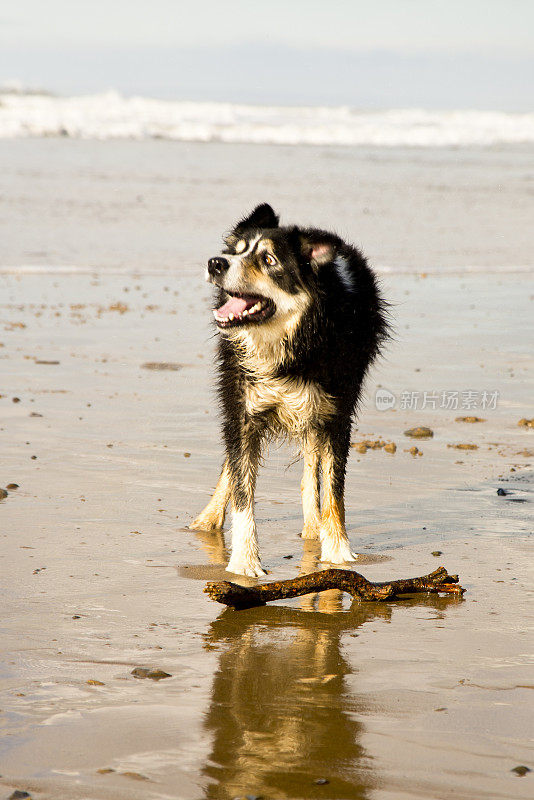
245,375,335,434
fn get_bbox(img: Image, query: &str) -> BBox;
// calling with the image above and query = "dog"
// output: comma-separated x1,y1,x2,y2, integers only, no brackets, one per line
191,203,388,576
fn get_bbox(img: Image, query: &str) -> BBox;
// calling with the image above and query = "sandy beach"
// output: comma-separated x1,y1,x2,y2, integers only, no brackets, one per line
1,139,533,800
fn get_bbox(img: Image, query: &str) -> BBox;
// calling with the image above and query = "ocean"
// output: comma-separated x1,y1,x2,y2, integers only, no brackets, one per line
1,88,534,146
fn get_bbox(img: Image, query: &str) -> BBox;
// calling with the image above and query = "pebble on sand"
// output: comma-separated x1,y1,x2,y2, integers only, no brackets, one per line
517,418,534,428
6,483,19,489
351,439,396,453
455,416,486,423
404,426,433,439
511,765,531,776
0,488,8,499
447,443,478,450
131,667,172,680
405,446,423,457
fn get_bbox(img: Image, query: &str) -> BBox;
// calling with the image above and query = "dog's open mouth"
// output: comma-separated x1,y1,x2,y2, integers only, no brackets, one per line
213,292,276,328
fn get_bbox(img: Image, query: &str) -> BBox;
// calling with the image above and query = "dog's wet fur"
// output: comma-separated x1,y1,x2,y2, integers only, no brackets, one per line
191,204,389,576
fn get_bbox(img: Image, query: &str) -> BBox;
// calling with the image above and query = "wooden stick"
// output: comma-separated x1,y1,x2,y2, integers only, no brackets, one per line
204,566,465,609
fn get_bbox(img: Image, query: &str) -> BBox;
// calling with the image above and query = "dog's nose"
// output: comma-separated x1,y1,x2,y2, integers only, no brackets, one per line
208,257,230,276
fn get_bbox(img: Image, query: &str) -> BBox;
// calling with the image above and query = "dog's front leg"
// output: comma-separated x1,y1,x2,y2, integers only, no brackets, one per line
226,422,266,577
319,421,358,564
300,431,321,539
190,459,231,531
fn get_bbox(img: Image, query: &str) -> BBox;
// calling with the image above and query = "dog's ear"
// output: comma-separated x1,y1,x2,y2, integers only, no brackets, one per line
298,230,338,270
234,203,279,233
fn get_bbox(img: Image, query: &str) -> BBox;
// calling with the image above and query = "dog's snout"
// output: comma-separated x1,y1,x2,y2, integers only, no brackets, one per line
208,257,230,277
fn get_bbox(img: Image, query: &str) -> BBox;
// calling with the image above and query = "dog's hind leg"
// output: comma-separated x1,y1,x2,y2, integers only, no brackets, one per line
319,420,358,564
226,422,266,577
190,460,231,532
300,432,321,539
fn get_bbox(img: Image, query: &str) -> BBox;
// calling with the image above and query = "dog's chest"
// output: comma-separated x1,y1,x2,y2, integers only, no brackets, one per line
244,375,334,433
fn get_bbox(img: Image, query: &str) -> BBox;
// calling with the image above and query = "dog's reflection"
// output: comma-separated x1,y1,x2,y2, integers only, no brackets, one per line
202,600,384,800
196,528,461,799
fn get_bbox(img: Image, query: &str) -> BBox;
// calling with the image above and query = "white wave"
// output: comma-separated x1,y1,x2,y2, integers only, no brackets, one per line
0,90,533,146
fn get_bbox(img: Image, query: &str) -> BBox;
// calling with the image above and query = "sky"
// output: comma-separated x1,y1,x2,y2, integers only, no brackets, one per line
1,0,533,109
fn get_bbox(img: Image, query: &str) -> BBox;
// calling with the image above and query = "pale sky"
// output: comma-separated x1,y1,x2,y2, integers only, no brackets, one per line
1,0,533,108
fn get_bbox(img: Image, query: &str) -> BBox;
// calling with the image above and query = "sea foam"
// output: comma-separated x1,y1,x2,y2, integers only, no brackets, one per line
1,89,533,146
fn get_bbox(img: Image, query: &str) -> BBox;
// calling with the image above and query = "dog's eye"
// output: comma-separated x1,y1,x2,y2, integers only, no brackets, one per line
235,239,247,254
263,252,277,267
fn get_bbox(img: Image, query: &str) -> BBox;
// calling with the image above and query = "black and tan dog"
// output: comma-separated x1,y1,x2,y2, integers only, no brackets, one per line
191,204,388,576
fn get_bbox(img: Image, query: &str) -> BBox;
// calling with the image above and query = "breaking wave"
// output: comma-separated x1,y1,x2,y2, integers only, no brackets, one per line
1,89,533,147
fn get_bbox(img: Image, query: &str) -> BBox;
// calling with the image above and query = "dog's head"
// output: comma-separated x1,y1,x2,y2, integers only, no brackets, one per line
207,204,339,339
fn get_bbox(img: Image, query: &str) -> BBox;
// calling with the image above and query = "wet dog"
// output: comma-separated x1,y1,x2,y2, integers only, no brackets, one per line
191,204,388,576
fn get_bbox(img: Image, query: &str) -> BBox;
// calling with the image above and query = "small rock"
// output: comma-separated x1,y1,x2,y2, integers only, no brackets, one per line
12,397,21,403
455,416,486,423
384,442,397,453
9,792,31,799
87,679,105,686
511,765,531,776
97,767,115,774
431,551,443,557
0,488,8,499
72,614,81,619
314,778,330,785
29,412,43,417
283,555,293,559
131,667,151,678
518,418,534,428
404,426,433,439
184,452,191,458
6,483,19,489
447,443,478,450
405,446,423,457
131,667,171,680
496,488,508,496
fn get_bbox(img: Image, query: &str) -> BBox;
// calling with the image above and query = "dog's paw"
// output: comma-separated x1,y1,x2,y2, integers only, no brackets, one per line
319,539,359,564
189,513,224,532
226,558,267,578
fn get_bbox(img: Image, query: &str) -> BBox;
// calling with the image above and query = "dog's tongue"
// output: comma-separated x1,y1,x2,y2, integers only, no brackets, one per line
215,296,250,319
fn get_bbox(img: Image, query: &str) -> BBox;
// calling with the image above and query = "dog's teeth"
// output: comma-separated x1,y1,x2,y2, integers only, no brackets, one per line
228,312,234,321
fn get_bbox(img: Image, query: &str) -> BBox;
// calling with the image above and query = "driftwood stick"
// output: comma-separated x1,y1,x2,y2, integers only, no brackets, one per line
204,566,465,609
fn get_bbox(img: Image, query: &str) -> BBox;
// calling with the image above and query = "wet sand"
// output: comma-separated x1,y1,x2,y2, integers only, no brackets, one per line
1,266,532,800
2,138,534,273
